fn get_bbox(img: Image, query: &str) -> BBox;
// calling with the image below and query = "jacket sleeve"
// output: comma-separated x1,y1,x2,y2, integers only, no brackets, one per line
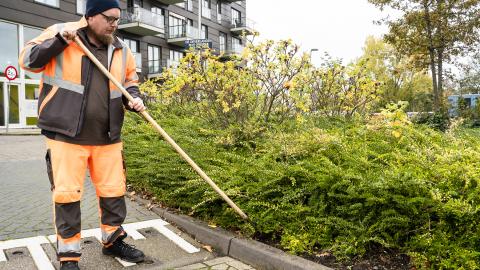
19,25,68,73
122,47,142,111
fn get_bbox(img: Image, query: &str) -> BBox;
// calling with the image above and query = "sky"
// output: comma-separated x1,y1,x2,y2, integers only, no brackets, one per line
246,0,394,65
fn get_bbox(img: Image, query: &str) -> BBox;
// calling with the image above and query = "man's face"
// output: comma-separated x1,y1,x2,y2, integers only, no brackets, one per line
87,8,120,45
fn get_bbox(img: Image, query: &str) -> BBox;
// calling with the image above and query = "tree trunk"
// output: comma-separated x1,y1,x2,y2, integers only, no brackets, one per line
423,0,439,111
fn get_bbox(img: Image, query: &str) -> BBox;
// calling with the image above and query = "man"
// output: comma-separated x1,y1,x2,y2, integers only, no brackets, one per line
19,0,146,269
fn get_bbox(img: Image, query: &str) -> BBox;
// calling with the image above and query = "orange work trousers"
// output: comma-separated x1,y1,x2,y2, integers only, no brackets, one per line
45,139,127,262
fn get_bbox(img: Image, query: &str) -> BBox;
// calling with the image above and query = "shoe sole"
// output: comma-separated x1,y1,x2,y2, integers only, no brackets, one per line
102,250,145,263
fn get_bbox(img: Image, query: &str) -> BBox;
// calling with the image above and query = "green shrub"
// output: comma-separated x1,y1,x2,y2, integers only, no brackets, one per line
123,103,480,269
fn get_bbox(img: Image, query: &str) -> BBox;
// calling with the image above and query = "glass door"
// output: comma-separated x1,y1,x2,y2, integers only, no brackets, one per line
2,82,22,129
0,82,4,127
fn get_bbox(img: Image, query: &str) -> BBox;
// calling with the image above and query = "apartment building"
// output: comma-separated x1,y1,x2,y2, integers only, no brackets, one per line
0,0,255,129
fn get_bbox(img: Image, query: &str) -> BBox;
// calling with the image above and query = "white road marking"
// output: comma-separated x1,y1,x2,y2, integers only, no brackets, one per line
0,236,54,270
115,257,137,267
1,219,200,269
0,250,6,261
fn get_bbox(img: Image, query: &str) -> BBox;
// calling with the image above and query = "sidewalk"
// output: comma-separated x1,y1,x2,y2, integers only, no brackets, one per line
0,136,256,270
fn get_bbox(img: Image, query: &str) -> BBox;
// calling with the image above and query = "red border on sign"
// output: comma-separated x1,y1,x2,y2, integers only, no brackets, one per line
4,66,18,81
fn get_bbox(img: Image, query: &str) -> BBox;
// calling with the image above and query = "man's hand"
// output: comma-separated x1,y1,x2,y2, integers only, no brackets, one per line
62,30,77,41
128,97,146,112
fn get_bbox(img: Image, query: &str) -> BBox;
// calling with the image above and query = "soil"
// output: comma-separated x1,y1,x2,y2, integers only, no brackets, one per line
304,247,412,270
252,232,412,270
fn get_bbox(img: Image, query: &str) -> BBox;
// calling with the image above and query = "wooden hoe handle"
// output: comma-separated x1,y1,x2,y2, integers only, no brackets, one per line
74,37,249,220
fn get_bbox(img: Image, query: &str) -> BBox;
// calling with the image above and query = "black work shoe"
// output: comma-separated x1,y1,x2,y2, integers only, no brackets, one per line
60,261,80,270
102,236,145,263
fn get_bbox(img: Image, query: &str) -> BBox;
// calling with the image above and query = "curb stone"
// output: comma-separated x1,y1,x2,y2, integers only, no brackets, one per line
128,193,332,270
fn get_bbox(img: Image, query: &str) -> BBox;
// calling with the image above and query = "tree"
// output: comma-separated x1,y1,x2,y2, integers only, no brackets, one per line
359,36,434,112
368,0,480,111
457,50,480,94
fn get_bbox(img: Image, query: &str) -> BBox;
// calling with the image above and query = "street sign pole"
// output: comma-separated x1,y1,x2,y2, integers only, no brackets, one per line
4,66,18,134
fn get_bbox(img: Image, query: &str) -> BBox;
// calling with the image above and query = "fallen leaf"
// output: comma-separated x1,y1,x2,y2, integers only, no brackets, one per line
202,245,213,252
208,224,217,228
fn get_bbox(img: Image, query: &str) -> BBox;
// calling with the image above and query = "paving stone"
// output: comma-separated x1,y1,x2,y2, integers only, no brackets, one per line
204,256,234,266
175,263,208,270
211,263,230,270
0,136,160,241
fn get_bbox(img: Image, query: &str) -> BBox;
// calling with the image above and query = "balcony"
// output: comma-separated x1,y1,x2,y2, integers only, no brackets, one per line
132,52,142,72
219,44,244,60
230,17,256,36
155,0,185,4
202,8,212,19
118,7,165,36
168,25,198,46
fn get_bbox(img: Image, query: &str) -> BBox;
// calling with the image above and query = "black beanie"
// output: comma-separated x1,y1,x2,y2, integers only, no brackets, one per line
85,0,121,17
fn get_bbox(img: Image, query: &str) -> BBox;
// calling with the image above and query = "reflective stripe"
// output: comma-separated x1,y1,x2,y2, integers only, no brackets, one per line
110,90,123,99
55,52,64,79
22,45,33,68
57,240,80,253
121,47,127,84
101,229,111,243
42,75,84,94
54,24,66,78
108,44,115,70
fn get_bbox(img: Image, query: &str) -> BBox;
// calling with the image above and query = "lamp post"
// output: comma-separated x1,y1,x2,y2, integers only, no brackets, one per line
309,48,319,64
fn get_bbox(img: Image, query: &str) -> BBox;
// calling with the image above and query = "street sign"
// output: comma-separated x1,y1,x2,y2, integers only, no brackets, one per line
4,65,18,81
184,39,212,50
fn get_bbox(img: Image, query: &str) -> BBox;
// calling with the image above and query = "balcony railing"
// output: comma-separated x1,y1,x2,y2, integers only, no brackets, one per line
119,7,165,36
155,0,184,4
230,17,256,35
202,7,212,19
168,24,198,39
232,45,244,54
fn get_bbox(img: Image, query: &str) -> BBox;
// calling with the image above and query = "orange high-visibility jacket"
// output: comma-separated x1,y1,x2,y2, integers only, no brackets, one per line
19,17,140,141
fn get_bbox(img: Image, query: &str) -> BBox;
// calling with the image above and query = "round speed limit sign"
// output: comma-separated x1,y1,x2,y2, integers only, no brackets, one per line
5,66,18,81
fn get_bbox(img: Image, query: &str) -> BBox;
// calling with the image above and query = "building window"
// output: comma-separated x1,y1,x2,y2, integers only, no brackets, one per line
216,2,223,23
124,38,139,53
201,24,208,39
186,0,193,11
151,7,165,29
0,21,19,79
169,49,183,68
202,0,211,19
148,45,161,74
128,0,143,8
125,38,142,72
219,32,226,53
34,0,59,7
77,0,87,14
232,37,242,52
187,19,194,37
151,7,165,16
203,0,211,9
231,8,241,26
169,14,186,38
